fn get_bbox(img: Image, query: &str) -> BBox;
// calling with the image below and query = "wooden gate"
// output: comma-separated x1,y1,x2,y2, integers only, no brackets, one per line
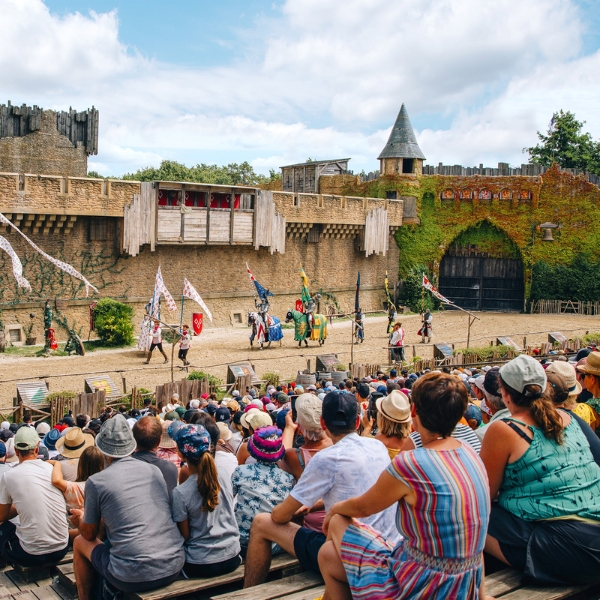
438,254,524,312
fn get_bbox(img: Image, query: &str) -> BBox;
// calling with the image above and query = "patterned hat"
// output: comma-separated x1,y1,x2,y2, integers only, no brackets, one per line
174,424,211,461
247,426,285,463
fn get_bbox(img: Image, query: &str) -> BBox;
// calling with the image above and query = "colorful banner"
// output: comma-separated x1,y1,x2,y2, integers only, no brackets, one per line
0,212,98,296
246,263,273,302
384,270,395,310
300,267,311,304
153,266,177,313
183,277,213,323
0,235,31,290
422,273,452,304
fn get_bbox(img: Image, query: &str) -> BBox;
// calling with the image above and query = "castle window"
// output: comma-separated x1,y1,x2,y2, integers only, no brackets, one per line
479,189,492,200
519,190,532,204
441,189,455,201
386,191,398,200
460,190,472,200
500,189,512,201
402,159,414,174
89,218,109,241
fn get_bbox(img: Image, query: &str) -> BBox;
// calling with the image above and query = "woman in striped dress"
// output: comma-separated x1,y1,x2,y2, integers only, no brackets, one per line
318,372,491,600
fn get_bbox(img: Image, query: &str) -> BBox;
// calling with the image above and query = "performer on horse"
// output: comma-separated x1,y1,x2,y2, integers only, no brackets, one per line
246,264,283,348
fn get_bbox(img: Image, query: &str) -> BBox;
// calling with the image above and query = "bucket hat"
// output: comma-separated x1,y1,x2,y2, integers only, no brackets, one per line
248,426,285,463
96,414,136,458
43,428,61,451
55,427,95,459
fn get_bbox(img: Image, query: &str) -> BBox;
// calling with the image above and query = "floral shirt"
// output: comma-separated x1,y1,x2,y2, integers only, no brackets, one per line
231,462,295,547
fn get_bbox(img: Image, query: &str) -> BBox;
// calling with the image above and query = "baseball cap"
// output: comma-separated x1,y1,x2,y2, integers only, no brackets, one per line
307,385,317,392
322,391,358,430
215,407,231,423
0,441,6,458
14,426,40,451
356,383,370,399
296,393,323,431
499,355,547,394
464,404,482,427
36,422,51,438
174,424,211,461
546,361,581,397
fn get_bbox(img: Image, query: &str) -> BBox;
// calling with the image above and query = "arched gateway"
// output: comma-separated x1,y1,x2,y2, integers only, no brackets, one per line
437,223,524,312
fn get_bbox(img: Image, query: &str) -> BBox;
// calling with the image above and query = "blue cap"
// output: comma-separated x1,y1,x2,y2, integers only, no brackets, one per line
464,405,482,427
43,428,62,451
0,441,6,458
174,424,211,461
276,407,290,430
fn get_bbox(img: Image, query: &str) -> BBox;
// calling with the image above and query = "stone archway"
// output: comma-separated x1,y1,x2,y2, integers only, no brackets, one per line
438,223,524,312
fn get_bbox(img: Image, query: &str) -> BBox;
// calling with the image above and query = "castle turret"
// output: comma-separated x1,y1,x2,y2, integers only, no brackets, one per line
378,104,425,175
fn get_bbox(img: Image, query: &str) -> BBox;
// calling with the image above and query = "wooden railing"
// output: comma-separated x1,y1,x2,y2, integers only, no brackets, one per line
531,300,600,315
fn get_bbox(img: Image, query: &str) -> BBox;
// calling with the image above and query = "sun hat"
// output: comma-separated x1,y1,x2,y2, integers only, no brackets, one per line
55,427,95,459
216,422,232,442
43,428,61,450
246,411,273,431
322,391,358,429
247,426,285,463
499,355,547,394
296,393,323,431
215,407,231,423
376,390,411,424
546,361,582,397
159,420,177,449
576,351,600,377
240,408,261,429
14,426,40,452
96,414,137,458
174,424,211,461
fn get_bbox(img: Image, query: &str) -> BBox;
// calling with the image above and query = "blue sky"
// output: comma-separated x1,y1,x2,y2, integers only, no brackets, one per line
5,0,600,176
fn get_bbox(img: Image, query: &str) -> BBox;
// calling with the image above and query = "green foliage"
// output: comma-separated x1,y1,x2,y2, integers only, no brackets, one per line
87,171,106,179
93,298,134,346
582,332,600,345
122,160,272,185
333,363,347,371
187,371,222,387
451,221,520,259
524,110,600,175
453,345,513,361
46,391,77,401
399,268,440,313
261,371,281,387
530,254,600,301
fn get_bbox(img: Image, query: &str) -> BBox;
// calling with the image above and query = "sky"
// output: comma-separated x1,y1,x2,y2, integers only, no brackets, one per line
2,0,600,177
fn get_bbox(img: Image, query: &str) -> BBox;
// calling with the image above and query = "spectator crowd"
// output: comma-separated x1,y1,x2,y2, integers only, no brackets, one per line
0,347,599,599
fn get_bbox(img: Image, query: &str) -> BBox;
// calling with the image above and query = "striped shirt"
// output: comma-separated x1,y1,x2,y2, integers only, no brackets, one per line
409,424,481,453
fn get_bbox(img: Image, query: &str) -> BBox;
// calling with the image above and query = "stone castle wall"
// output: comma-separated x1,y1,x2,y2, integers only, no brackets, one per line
0,111,88,177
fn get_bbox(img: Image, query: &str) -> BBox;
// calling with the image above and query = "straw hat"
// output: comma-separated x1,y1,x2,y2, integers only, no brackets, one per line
376,390,411,424
576,352,600,377
216,422,232,442
55,427,95,459
159,420,176,449
546,361,582,397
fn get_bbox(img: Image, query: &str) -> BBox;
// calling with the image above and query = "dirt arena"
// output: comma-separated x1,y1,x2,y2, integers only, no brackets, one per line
0,311,598,409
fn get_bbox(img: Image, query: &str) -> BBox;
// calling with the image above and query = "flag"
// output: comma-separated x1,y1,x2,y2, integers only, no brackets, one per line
384,270,395,310
183,278,213,323
0,235,31,291
548,114,556,136
246,263,273,302
355,271,361,313
0,212,98,296
154,266,177,313
300,267,311,304
422,273,452,305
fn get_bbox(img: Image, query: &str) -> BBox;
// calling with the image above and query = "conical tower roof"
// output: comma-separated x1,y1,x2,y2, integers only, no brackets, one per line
378,104,426,160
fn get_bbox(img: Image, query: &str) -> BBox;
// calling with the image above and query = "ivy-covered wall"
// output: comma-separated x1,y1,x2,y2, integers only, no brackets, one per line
338,165,600,303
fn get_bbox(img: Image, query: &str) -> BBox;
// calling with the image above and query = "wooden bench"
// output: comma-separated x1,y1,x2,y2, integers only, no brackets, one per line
7,552,73,584
57,553,301,600
210,571,323,600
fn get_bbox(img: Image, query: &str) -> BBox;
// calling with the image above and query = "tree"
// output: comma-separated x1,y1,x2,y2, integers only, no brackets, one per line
524,110,600,175
121,160,275,185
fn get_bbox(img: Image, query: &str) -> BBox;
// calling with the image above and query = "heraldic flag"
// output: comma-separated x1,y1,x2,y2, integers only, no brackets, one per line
246,263,273,302
183,278,213,323
153,266,177,314
422,273,452,305
300,267,311,305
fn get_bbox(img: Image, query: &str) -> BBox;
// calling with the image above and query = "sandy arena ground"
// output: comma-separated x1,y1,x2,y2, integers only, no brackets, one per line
0,311,598,408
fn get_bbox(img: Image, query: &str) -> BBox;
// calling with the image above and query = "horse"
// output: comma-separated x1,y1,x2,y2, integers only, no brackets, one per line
285,310,328,347
248,312,283,349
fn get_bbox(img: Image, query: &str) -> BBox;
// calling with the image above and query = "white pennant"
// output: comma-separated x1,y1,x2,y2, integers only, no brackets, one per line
154,266,177,312
0,235,31,291
0,212,98,296
183,277,213,323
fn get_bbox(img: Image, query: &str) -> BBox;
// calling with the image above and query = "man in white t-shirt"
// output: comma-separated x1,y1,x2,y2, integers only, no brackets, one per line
243,391,399,588
143,319,169,365
0,427,69,566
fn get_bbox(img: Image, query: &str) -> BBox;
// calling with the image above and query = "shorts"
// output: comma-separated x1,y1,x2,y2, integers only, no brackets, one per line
150,342,163,352
91,543,181,592
182,554,241,578
293,527,326,574
0,521,68,567
488,503,600,585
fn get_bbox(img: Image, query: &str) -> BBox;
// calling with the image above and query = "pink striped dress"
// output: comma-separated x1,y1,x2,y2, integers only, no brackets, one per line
340,442,490,599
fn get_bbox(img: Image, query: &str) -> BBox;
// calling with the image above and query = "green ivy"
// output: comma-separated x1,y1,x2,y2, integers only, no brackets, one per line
531,254,600,301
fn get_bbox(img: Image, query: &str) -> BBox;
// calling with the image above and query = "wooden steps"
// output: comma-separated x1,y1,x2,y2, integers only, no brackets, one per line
11,553,73,584
210,572,323,600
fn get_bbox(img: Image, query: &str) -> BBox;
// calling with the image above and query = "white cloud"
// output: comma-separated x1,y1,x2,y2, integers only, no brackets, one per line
0,0,596,175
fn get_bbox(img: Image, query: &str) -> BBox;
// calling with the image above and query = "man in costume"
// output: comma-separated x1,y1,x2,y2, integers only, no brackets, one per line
419,308,433,344
143,319,169,364
304,294,321,336
255,293,271,342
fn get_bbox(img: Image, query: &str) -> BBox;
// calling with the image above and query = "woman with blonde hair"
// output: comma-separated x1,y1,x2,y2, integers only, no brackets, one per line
361,390,411,459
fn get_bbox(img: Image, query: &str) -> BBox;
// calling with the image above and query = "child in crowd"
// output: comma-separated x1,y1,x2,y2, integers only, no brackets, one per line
170,423,241,579
48,446,105,540
232,426,294,555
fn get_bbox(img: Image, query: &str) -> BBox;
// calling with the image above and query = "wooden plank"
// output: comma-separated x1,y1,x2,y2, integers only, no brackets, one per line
12,591,40,600
129,554,300,600
275,585,325,600
498,582,598,599
211,572,322,600
30,587,63,600
55,566,75,598
485,569,523,597
49,583,74,600
6,570,40,591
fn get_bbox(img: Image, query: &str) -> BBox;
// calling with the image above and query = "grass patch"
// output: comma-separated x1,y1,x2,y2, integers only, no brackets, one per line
0,339,135,358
